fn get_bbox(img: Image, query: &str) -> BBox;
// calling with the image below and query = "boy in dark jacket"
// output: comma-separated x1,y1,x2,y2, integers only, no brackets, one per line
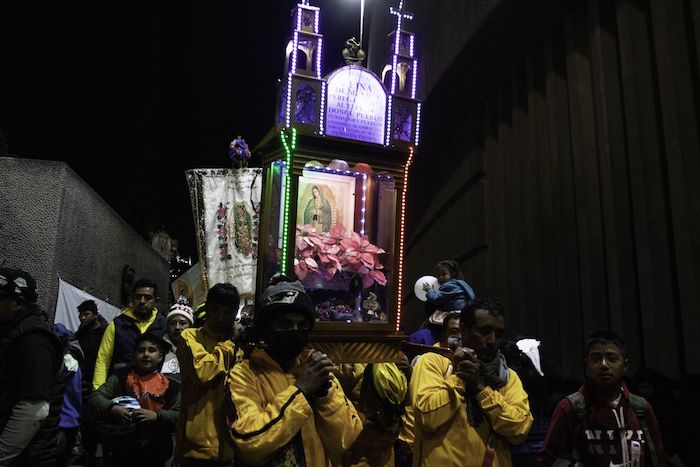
88,332,180,467
538,331,666,467
74,299,107,466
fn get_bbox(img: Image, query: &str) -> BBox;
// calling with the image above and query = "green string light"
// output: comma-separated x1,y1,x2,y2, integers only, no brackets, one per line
279,128,297,275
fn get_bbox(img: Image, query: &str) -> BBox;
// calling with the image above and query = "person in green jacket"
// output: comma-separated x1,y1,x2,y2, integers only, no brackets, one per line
88,333,180,467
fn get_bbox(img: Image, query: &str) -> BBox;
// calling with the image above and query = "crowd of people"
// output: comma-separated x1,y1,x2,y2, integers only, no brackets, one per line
0,263,684,466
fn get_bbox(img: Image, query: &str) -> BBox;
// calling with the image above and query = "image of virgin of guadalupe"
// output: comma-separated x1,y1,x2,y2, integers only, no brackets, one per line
304,185,333,232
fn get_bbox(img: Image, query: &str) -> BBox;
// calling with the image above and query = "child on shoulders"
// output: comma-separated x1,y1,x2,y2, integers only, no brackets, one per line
423,260,475,312
409,260,476,346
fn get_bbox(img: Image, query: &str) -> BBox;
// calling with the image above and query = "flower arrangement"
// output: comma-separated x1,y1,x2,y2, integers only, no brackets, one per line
294,223,387,288
228,136,251,169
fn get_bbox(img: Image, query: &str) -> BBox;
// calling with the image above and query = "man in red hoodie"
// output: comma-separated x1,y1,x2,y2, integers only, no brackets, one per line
538,331,666,466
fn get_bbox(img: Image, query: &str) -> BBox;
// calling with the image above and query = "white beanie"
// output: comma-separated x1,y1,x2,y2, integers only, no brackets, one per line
167,296,194,325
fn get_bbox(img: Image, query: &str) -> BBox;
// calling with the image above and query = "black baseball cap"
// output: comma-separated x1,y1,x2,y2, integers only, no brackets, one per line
0,268,38,302
255,278,316,330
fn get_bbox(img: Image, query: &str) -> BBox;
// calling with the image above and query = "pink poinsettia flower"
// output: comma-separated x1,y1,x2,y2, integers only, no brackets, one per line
328,224,347,242
296,224,325,248
322,243,341,255
341,232,386,269
297,224,318,236
295,234,311,252
319,223,347,252
369,269,387,286
341,232,386,254
294,250,319,279
317,251,342,276
296,223,326,247
295,223,386,287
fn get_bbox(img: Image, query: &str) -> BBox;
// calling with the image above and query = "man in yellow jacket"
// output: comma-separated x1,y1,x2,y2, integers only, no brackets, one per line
175,283,240,466
230,277,363,466
411,299,533,467
92,278,166,390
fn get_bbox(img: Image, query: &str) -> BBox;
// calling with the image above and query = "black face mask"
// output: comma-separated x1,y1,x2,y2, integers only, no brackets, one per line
265,329,310,362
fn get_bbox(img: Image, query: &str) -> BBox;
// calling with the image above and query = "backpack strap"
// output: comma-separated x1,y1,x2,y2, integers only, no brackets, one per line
629,394,659,467
565,392,586,465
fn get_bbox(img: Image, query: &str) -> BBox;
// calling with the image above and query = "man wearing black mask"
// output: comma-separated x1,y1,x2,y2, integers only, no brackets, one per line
230,277,362,466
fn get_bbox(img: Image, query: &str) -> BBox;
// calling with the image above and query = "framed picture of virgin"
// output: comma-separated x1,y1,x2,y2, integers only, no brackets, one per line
296,170,356,234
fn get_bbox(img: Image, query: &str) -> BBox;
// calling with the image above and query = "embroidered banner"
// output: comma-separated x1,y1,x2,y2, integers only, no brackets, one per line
186,168,262,300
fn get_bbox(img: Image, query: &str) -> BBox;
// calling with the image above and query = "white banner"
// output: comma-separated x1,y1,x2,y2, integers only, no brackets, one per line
188,168,262,300
54,278,122,332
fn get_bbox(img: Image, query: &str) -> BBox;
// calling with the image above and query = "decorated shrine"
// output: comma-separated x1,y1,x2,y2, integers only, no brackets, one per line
188,0,421,362
254,0,421,362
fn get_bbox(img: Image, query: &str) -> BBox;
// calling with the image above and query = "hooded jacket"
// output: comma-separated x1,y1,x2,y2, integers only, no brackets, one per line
538,383,667,467
425,278,476,311
230,348,363,466
175,326,239,461
92,308,165,390
411,352,532,467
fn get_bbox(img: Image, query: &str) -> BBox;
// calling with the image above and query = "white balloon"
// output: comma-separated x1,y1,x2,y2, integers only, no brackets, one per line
414,275,439,302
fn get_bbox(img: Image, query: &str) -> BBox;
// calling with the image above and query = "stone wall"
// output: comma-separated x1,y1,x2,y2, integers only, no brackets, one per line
0,156,170,317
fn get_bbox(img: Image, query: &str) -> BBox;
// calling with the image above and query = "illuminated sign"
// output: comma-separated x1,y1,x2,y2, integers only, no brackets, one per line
325,66,387,145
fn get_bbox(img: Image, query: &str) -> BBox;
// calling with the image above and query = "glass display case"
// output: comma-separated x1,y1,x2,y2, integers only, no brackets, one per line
261,157,398,326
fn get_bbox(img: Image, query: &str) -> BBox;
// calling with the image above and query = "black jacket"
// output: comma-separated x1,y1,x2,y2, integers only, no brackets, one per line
0,303,65,466
75,314,108,384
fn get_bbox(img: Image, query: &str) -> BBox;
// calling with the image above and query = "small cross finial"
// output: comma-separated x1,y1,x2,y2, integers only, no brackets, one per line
390,1,414,22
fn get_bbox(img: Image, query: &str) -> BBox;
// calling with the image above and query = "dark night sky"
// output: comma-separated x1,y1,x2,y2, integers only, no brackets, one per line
1,1,364,258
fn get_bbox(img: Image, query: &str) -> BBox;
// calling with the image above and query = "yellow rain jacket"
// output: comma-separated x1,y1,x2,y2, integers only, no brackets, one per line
411,352,532,467
175,327,238,461
400,400,416,447
230,348,363,466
